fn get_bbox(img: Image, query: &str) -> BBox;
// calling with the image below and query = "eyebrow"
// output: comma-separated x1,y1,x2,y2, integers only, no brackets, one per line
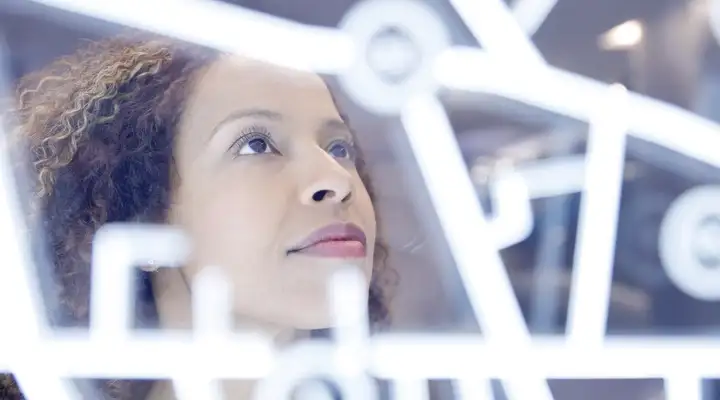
211,108,283,136
321,118,350,133
210,108,351,141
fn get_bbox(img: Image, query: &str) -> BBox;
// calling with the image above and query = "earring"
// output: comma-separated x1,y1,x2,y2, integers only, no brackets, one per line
140,260,158,272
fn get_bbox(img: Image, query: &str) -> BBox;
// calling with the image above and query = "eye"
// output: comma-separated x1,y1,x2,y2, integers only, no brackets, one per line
327,139,355,160
230,126,279,157
237,135,272,156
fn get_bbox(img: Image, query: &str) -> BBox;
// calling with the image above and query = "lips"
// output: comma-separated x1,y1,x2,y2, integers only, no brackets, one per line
288,223,367,258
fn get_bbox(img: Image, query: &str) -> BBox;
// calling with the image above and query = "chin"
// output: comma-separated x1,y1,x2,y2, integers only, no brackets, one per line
294,319,333,330
243,298,335,331
289,305,335,330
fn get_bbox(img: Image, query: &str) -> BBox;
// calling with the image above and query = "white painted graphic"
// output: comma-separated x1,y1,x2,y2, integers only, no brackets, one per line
0,0,719,399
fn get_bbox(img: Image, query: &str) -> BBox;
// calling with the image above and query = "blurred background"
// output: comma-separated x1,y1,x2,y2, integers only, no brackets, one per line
2,0,720,398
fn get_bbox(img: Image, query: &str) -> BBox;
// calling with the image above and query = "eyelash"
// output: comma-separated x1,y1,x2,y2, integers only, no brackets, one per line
326,138,357,161
227,125,356,161
228,125,277,157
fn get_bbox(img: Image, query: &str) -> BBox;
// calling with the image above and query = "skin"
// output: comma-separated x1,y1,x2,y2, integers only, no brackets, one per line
154,55,377,334
3,39,390,400
146,55,378,400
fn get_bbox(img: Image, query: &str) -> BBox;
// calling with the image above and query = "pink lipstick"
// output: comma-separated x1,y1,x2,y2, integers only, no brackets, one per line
289,223,367,258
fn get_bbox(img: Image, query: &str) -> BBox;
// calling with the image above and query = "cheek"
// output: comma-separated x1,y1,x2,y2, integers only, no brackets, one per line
359,190,377,237
176,170,287,268
354,181,377,281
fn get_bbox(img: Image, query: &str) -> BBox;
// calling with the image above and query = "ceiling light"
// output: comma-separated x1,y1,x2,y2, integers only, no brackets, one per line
599,20,644,50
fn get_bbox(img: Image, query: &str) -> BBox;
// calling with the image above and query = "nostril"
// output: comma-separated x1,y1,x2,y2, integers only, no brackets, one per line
312,189,334,202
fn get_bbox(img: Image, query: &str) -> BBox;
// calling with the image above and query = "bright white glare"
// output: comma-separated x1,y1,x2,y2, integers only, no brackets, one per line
173,376,223,400
453,378,495,400
487,169,534,248
449,0,546,64
566,84,628,345
665,377,702,400
494,155,586,199
91,224,190,341
511,0,559,36
401,96,554,400
393,379,430,400
434,47,720,169
0,116,74,399
401,97,531,345
370,335,720,379
192,266,233,339
330,267,370,378
659,186,720,300
30,0,356,73
599,19,644,50
366,29,421,82
8,334,720,380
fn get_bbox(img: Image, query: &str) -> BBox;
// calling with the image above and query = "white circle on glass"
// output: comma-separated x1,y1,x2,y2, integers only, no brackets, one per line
338,0,451,115
659,185,720,300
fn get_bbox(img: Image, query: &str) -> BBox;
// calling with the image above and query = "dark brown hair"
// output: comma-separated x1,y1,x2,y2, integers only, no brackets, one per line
3,36,394,399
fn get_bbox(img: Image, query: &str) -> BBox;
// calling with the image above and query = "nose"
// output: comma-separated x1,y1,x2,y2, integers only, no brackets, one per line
300,158,353,206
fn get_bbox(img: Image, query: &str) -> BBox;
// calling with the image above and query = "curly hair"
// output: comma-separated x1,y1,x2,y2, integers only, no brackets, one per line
3,36,395,399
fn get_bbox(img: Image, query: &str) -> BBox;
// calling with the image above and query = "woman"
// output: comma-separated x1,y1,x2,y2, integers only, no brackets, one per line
3,35,394,399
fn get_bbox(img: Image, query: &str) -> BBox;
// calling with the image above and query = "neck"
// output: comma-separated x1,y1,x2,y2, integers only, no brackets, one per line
233,316,304,347
148,268,304,400
150,268,304,345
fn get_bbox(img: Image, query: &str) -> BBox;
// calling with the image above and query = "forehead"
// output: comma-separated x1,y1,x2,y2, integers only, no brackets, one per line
181,55,341,135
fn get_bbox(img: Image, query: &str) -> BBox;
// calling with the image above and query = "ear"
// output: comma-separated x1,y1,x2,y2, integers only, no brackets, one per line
151,267,193,330
165,159,186,224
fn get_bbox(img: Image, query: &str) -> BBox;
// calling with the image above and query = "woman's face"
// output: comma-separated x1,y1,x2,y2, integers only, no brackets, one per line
170,56,376,329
